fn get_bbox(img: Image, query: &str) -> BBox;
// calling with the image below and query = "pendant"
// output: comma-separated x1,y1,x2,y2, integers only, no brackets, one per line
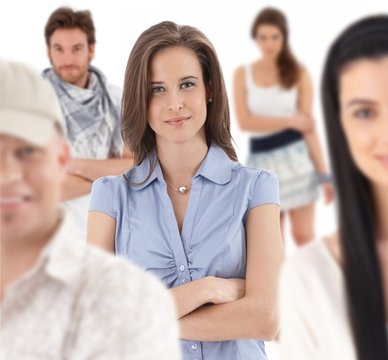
178,186,188,194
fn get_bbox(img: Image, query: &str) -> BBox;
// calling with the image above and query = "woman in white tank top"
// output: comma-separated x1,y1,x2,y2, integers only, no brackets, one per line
233,7,334,247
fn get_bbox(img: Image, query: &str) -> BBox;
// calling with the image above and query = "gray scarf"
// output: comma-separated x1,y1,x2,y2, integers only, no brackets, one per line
43,65,122,159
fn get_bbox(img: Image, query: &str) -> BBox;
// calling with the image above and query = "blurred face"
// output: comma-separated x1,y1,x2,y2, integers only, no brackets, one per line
339,56,388,186
0,132,68,243
255,24,284,59
147,46,208,146
47,27,95,88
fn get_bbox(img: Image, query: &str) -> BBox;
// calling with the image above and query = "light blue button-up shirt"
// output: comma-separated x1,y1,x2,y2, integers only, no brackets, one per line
90,143,279,360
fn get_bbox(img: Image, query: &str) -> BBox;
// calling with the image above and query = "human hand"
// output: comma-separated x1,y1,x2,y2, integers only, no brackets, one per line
321,182,335,205
208,277,245,304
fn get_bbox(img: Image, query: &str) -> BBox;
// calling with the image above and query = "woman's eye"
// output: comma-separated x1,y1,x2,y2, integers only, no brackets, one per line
151,86,165,94
181,82,195,89
354,108,376,119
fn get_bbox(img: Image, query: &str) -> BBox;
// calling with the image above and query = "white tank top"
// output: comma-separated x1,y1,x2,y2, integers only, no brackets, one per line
245,64,298,138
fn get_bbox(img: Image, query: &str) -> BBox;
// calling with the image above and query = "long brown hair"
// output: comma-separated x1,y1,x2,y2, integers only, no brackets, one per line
121,21,237,173
44,7,96,46
251,7,300,88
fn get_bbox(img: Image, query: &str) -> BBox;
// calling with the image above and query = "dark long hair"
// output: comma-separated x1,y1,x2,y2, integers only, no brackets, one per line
251,7,300,88
321,15,388,360
121,20,237,173
44,7,96,46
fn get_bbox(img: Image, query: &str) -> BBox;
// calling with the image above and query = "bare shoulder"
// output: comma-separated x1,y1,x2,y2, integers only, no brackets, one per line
297,66,312,87
234,65,246,81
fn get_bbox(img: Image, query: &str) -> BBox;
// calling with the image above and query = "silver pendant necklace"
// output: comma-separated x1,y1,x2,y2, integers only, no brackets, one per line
166,182,191,194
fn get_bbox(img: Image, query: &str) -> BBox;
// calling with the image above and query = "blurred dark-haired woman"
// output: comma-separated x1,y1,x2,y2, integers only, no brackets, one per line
279,14,388,360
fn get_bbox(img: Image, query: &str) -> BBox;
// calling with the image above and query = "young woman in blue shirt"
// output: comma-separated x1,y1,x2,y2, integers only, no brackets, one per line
88,21,284,360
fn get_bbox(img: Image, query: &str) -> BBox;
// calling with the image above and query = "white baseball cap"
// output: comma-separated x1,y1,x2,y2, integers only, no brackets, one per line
0,60,65,145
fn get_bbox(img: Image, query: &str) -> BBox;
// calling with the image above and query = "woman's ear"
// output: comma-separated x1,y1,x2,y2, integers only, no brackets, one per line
206,84,213,104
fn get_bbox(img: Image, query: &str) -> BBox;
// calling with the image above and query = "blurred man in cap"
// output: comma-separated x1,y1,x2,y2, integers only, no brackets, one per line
0,60,180,359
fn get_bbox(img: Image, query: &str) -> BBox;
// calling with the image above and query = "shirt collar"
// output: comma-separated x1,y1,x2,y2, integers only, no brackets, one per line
3,211,85,300
124,149,164,191
126,143,234,191
194,143,234,184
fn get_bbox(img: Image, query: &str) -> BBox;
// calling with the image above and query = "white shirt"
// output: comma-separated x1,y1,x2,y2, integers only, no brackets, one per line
0,212,180,360
278,240,357,360
245,64,298,138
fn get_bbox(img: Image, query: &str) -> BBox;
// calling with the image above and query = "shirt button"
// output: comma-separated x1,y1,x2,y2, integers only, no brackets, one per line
179,265,185,272
191,344,198,350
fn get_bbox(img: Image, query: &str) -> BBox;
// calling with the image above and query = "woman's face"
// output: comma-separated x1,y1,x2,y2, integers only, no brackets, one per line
339,56,388,186
255,24,284,59
147,46,208,147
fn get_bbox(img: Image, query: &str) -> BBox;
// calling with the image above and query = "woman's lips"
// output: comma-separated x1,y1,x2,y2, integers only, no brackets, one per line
165,116,191,127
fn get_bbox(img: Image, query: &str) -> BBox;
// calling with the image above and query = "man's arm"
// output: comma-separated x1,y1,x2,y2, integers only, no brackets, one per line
61,175,92,201
68,147,134,182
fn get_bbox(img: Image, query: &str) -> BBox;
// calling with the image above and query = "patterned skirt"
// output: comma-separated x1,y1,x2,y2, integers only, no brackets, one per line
247,138,319,211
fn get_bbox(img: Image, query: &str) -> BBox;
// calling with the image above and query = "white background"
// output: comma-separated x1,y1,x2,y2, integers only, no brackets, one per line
1,1,387,357
3,0,386,241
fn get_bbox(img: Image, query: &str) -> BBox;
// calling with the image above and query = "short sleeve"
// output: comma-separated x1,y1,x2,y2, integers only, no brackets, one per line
89,177,116,219
248,169,280,210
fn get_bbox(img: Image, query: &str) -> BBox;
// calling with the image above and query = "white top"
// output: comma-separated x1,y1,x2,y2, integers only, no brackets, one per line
0,212,180,360
278,240,357,360
245,64,298,138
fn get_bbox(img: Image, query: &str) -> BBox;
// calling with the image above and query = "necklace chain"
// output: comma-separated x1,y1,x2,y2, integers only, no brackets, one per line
165,182,191,194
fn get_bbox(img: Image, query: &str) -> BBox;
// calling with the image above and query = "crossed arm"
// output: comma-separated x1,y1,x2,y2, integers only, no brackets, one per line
177,204,284,341
88,203,284,341
61,147,134,201
233,66,314,133
234,66,333,203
